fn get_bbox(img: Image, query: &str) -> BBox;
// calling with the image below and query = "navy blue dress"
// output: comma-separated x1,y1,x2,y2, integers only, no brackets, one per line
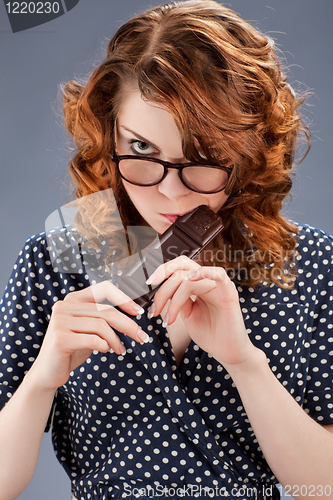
0,223,332,500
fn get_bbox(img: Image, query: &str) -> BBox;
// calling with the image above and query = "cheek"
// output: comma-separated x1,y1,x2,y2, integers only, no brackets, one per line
206,192,229,212
122,181,139,202
122,181,153,211
122,181,133,200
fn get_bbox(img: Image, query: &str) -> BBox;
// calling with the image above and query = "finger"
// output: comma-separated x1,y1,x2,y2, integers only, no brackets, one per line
63,280,145,316
146,256,201,318
166,278,217,325
185,266,239,305
67,308,149,345
146,255,200,286
186,266,236,292
150,269,196,318
185,266,230,284
67,317,127,354
63,331,114,355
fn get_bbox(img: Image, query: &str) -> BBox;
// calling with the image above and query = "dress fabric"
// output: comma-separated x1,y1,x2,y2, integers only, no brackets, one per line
0,223,332,500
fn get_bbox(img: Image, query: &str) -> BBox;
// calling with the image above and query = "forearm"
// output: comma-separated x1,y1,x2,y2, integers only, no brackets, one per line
0,368,56,500
224,348,333,495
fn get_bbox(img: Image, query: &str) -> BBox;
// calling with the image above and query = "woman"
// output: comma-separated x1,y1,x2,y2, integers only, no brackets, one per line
0,1,332,499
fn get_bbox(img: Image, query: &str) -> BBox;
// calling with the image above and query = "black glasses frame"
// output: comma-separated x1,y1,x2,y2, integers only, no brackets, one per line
112,154,233,194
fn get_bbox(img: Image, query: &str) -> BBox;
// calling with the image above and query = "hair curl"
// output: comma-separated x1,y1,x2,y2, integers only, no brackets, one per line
62,0,310,287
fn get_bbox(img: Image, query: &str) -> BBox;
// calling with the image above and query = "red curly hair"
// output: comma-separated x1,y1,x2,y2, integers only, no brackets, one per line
62,0,310,287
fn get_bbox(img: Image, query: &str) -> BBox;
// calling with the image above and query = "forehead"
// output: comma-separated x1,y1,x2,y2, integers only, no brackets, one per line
116,89,183,157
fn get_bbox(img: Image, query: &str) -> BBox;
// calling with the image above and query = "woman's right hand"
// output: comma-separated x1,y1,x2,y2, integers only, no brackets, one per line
29,281,149,390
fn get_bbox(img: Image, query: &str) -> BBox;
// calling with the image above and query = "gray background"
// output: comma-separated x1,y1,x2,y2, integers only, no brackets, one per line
0,1,332,499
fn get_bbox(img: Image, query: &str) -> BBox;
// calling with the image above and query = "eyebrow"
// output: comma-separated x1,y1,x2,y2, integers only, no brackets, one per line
119,125,160,152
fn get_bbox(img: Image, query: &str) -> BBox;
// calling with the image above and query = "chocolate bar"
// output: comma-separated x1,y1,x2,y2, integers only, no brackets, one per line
115,205,224,309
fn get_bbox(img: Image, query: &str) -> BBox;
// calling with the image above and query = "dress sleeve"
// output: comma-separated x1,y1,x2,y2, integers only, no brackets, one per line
301,229,333,425
0,235,54,412
0,233,86,427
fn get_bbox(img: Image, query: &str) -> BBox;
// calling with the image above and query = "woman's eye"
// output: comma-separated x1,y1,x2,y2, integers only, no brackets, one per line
130,140,155,155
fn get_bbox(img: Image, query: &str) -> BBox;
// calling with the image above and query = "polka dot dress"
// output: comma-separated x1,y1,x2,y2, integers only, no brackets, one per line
0,223,332,500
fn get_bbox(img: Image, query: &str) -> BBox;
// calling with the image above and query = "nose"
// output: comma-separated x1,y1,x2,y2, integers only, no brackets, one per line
157,167,191,200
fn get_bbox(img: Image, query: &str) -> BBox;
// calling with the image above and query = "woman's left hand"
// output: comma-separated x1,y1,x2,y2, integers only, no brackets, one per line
147,256,262,369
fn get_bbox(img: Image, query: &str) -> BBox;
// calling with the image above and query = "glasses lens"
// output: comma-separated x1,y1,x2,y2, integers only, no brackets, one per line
119,158,164,186
182,166,229,193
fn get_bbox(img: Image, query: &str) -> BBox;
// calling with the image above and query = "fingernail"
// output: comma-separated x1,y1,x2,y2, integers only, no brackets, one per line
146,272,156,285
119,343,126,355
132,303,145,315
162,312,169,328
147,302,156,319
137,327,150,344
184,271,197,281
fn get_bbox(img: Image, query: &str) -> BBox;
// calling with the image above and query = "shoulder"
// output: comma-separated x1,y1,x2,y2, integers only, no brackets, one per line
19,225,83,274
22,225,80,253
294,222,333,254
293,222,333,272
237,222,333,307
5,226,89,300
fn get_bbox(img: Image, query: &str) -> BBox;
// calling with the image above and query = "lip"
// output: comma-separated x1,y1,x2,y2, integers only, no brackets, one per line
161,209,198,224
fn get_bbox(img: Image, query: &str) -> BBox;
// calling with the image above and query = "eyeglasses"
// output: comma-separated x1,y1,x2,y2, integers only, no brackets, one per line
112,154,233,194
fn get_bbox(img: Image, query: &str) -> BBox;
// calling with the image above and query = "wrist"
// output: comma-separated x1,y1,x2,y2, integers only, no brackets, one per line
24,364,58,397
221,347,268,382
